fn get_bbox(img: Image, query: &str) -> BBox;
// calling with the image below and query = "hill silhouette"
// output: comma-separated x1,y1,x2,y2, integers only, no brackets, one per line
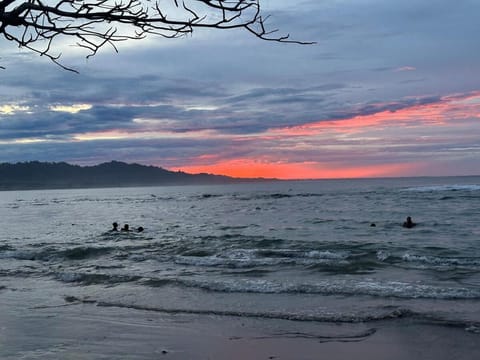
0,161,267,190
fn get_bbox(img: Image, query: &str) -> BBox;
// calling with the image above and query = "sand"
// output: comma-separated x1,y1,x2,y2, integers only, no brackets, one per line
1,285,479,360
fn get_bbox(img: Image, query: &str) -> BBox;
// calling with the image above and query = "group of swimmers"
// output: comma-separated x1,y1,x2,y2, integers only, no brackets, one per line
370,216,417,228
111,222,144,233
114,219,416,232
113,217,415,232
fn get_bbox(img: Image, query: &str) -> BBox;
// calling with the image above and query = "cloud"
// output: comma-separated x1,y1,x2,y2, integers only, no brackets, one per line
394,66,416,72
50,104,93,113
0,104,30,115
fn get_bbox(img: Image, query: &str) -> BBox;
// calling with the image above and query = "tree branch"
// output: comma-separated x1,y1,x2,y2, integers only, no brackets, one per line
0,0,314,72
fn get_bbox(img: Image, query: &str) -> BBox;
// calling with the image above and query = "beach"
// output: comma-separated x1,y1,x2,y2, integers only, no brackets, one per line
2,277,480,359
1,178,479,359
2,277,479,360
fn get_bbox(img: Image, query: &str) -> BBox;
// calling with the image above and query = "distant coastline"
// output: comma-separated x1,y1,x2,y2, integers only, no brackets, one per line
0,161,274,191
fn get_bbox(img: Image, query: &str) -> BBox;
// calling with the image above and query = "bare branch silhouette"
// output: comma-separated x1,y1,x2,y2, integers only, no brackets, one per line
0,0,314,72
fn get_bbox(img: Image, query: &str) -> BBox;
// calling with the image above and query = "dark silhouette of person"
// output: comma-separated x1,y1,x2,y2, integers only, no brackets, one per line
370,223,376,227
403,216,416,228
137,226,144,233
121,224,130,232
112,222,119,231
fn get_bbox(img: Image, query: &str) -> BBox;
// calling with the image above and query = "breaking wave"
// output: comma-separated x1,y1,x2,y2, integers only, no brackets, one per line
140,277,480,300
62,295,480,333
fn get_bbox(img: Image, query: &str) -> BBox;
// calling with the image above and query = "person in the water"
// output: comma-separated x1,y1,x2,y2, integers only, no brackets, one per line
121,224,130,232
403,216,416,228
137,226,144,233
112,222,119,231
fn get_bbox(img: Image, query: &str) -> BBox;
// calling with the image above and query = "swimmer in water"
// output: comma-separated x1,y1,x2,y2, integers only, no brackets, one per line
403,216,416,228
112,222,119,231
121,224,130,232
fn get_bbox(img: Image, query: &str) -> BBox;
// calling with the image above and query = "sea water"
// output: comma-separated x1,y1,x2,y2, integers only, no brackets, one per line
1,177,479,348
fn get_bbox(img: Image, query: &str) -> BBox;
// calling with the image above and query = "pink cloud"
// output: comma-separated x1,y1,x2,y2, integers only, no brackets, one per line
274,91,480,137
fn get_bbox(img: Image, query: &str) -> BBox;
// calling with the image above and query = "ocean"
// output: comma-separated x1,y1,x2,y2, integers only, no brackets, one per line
1,177,479,358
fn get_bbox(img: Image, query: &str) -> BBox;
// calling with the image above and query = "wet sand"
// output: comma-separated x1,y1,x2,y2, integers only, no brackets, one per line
1,286,479,360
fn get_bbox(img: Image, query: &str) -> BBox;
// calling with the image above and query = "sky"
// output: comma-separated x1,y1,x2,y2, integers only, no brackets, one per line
1,0,479,179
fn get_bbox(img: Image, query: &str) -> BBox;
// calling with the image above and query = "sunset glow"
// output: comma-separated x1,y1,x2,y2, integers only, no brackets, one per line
170,92,480,179
174,159,420,180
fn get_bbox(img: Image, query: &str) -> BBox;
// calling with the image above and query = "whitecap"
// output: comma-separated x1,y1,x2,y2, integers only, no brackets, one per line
404,184,480,192
376,250,390,261
306,250,348,260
